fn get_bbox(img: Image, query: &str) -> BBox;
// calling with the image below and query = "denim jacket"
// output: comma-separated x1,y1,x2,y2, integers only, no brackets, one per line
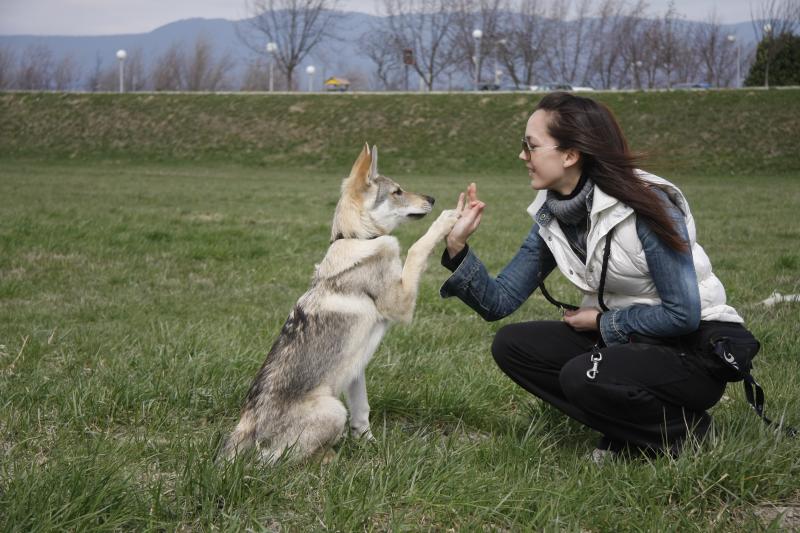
440,190,702,346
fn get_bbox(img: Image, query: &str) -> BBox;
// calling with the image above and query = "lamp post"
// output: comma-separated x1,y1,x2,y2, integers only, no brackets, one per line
472,29,482,91
306,65,315,92
763,23,772,89
266,42,277,92
493,38,507,86
632,60,642,90
116,49,127,93
727,34,740,88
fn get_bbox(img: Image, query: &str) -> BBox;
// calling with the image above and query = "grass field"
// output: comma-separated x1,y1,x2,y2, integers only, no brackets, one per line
1,154,799,530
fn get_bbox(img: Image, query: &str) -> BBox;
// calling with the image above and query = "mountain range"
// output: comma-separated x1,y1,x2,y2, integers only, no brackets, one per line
0,12,762,91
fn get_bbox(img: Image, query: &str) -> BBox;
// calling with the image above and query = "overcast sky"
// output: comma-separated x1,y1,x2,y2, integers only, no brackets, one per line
1,0,758,36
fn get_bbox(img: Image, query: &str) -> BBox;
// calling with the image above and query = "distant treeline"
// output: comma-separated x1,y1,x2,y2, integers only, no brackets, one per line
0,0,798,92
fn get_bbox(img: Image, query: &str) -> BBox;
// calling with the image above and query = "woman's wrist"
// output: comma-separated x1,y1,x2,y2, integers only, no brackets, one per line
446,237,466,259
595,311,603,331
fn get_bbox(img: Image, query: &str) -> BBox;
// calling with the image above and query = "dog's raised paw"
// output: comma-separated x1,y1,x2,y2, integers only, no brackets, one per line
431,209,460,237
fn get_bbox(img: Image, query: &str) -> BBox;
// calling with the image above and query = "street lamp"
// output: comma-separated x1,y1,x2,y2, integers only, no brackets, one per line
632,60,642,90
493,38,507,86
306,65,315,92
116,49,127,93
472,29,482,91
266,42,277,92
763,23,772,89
727,34,740,88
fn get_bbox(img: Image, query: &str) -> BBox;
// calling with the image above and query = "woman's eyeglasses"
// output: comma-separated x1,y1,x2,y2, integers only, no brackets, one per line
521,138,559,160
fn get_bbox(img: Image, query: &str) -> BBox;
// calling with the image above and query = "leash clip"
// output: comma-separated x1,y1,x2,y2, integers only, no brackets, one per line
586,346,603,380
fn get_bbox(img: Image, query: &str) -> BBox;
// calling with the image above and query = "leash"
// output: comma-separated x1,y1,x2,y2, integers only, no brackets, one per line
538,229,614,381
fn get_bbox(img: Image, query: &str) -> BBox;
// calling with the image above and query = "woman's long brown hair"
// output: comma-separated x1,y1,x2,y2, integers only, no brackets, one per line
536,92,688,253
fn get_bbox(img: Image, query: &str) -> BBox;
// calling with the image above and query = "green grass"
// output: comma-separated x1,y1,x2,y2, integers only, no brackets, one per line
2,89,800,176
1,158,799,531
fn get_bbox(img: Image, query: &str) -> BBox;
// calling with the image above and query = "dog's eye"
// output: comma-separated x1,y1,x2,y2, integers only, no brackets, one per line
393,189,403,196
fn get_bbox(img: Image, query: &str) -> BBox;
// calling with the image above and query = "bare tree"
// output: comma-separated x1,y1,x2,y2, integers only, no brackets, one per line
382,0,459,91
359,25,404,90
151,43,185,91
52,55,81,91
611,2,652,89
238,0,341,91
241,56,288,89
184,36,235,91
451,0,505,86
498,0,551,88
544,0,598,85
0,47,15,89
693,10,737,87
16,44,53,90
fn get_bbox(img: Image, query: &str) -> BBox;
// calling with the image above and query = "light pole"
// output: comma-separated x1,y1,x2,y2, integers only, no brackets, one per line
632,60,642,90
763,23,772,89
493,38,507,86
472,29,482,91
306,65,315,92
116,49,127,93
727,34,740,88
266,42,277,92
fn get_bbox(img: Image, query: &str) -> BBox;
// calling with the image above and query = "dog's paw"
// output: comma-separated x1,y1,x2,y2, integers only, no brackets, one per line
431,209,460,237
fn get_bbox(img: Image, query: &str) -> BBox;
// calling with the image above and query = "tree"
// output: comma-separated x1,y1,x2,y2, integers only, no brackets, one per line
52,55,81,91
749,0,799,87
692,11,738,87
382,0,459,91
450,0,505,87
0,47,15,89
498,0,551,88
745,31,800,86
238,0,341,91
358,27,404,90
16,44,53,90
151,43,185,91
184,36,235,91
544,0,596,84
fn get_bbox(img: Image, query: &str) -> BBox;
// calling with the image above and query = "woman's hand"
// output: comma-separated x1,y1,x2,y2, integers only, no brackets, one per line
446,183,485,258
563,307,601,332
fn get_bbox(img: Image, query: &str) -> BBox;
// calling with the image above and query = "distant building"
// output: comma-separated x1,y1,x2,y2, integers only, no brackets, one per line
324,77,350,92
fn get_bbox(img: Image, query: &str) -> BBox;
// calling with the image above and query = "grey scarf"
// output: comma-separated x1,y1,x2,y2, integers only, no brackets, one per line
545,176,594,262
545,176,594,226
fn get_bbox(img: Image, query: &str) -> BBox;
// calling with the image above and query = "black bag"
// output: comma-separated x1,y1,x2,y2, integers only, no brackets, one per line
684,320,760,382
684,321,797,437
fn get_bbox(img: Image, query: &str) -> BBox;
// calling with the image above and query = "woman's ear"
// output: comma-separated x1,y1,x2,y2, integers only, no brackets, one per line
562,148,581,169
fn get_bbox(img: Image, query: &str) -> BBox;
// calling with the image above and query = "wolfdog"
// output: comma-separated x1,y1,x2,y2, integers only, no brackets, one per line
220,144,459,464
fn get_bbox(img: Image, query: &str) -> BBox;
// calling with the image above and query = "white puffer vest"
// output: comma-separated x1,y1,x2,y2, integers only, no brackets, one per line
526,171,742,323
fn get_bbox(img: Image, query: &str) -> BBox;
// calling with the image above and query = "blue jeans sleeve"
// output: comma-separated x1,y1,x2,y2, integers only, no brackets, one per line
599,192,701,345
440,224,556,321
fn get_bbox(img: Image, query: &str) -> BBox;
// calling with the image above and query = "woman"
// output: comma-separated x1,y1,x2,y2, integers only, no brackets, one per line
440,92,743,460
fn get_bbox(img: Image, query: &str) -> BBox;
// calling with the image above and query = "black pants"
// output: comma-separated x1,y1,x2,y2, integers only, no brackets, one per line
491,321,726,454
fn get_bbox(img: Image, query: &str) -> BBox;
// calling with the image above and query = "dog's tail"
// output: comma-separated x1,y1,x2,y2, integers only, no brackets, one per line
218,411,257,463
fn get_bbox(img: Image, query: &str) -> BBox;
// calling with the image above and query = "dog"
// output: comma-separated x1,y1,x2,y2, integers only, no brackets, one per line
220,143,460,464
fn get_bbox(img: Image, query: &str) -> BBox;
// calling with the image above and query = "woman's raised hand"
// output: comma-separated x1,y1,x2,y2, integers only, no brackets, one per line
445,182,486,258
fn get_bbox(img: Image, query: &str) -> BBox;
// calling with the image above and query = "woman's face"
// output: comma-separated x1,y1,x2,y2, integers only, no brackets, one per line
520,109,580,193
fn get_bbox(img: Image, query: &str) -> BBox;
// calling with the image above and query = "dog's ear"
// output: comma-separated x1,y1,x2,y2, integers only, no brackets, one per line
369,145,378,181
348,142,372,190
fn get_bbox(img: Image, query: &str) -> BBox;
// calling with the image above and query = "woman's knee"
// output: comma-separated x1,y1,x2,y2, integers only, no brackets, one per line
491,324,518,371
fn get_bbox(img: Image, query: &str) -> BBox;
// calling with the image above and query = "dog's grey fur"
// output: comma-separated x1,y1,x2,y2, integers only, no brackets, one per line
220,144,459,464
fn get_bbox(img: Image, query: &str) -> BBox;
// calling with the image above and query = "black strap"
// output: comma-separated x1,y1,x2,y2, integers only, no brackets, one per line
742,375,798,437
596,230,613,312
539,228,614,313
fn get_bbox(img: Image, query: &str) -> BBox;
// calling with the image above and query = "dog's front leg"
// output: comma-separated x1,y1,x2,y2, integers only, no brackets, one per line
390,209,460,322
345,370,374,441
